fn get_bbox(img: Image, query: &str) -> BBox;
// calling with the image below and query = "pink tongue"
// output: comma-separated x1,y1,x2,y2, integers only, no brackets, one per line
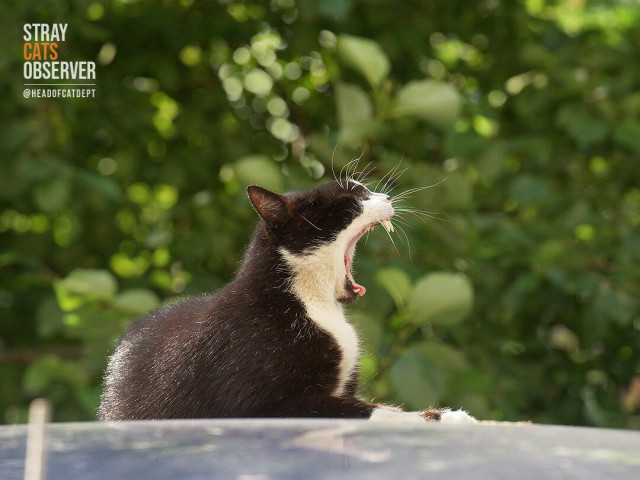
344,255,366,296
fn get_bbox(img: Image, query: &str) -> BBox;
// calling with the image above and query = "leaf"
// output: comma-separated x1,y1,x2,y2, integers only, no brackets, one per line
244,68,273,97
336,34,390,87
234,155,283,192
389,351,445,409
408,272,473,327
55,269,118,311
335,82,373,127
32,179,71,213
388,80,462,128
405,340,470,372
549,325,580,353
376,267,412,309
300,153,325,179
62,306,127,341
113,288,160,315
60,269,118,298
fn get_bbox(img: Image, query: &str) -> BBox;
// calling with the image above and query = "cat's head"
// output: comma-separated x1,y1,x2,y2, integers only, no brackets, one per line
248,180,394,304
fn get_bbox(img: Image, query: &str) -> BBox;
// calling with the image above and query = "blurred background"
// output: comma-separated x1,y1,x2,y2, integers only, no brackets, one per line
1,0,639,428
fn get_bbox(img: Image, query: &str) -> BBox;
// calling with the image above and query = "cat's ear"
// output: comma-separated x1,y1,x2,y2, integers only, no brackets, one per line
247,185,292,227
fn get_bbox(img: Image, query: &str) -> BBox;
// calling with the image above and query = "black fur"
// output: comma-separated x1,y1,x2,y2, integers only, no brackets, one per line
98,181,375,420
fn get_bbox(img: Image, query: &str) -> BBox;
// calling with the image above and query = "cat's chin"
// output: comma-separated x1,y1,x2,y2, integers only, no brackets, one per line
337,293,358,304
337,280,360,304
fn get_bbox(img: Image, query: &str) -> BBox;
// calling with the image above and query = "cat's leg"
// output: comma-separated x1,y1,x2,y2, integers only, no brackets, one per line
369,406,425,423
275,395,477,423
275,394,375,418
370,405,477,424
439,408,478,424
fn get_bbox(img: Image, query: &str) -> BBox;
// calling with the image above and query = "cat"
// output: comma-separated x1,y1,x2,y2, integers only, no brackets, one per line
98,175,476,424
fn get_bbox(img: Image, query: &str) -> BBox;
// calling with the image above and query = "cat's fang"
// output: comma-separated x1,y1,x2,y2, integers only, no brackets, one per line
380,219,393,232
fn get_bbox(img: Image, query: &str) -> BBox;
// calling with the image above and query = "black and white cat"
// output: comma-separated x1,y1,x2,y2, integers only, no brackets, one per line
98,177,476,424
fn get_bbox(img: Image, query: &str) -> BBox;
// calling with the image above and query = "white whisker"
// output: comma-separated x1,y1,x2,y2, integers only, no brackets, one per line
394,206,445,216
339,157,360,188
390,216,413,229
375,160,402,193
348,152,364,182
394,208,449,223
298,213,322,230
378,163,404,195
391,179,447,201
379,155,407,195
377,218,399,255
330,141,341,187
394,223,412,260
356,161,376,184
381,167,410,196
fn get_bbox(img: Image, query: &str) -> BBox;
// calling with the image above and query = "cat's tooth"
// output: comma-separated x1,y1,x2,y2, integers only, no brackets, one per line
380,219,392,232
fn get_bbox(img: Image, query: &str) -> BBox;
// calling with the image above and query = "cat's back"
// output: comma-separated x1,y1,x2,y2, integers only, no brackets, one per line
98,283,309,420
98,293,219,420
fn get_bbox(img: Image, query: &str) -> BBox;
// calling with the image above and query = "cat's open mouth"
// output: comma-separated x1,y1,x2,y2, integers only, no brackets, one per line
344,218,394,297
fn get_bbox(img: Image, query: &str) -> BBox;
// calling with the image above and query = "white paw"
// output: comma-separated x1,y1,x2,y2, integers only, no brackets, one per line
369,407,425,423
440,409,478,424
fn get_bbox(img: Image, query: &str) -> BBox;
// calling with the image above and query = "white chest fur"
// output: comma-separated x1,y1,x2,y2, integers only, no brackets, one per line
302,299,359,397
280,247,360,397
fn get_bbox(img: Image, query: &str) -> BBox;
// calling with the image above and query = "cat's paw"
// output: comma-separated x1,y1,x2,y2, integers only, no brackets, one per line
440,409,478,424
369,407,425,423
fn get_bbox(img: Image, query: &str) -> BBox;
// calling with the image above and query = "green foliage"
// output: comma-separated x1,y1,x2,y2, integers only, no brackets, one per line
358,269,478,414
2,0,640,429
388,80,462,128
408,272,473,327
390,351,445,410
336,34,391,87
